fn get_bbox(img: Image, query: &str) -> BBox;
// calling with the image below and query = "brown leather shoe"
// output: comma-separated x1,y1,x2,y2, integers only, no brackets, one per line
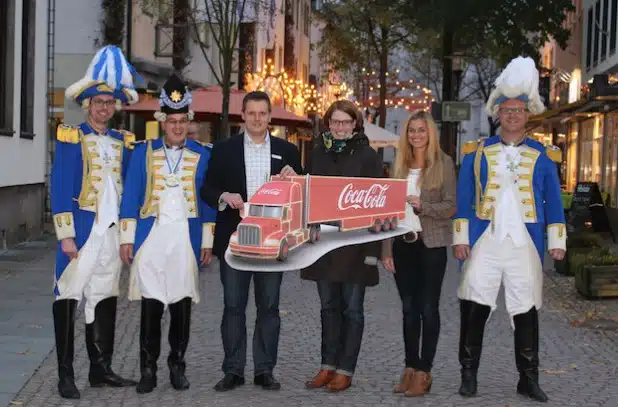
305,369,335,389
393,368,416,393
326,373,352,392
404,371,432,397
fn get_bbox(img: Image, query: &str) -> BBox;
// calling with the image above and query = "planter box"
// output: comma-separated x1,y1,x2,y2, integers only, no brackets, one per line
575,264,618,299
557,247,595,276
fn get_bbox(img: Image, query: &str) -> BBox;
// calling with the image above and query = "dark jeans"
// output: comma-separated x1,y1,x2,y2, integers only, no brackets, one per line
317,280,366,376
219,258,283,377
393,238,447,372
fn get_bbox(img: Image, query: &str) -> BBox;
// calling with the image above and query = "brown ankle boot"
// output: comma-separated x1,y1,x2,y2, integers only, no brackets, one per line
305,369,335,389
393,368,416,393
404,371,432,397
326,373,352,392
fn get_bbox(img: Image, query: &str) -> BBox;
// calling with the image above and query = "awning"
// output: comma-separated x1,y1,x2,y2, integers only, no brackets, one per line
363,121,400,148
527,96,618,129
124,86,313,128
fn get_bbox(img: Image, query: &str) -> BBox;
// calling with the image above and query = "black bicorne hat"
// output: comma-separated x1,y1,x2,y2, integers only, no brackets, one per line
158,74,192,115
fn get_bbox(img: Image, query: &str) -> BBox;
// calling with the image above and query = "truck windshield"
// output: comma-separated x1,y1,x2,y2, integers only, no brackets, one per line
248,205,282,219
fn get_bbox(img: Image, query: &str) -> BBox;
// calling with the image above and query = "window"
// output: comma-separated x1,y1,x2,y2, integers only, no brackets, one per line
602,0,609,60
566,123,579,192
603,113,618,206
594,0,600,65
0,0,15,134
611,0,617,54
586,7,593,69
304,3,310,36
20,0,35,137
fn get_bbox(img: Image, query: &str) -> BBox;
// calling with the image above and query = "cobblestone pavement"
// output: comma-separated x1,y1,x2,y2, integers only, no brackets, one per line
2,236,618,407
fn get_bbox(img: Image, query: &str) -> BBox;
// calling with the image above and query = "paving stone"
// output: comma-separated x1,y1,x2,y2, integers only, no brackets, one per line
1,237,618,406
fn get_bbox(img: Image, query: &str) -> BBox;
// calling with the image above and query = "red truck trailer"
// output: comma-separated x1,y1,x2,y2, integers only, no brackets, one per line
229,175,407,261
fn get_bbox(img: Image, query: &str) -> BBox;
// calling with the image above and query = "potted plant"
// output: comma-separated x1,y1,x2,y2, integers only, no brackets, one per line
571,247,618,299
554,232,605,276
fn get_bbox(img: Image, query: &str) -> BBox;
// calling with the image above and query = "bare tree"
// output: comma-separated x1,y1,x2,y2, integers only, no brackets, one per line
139,0,271,139
406,50,503,136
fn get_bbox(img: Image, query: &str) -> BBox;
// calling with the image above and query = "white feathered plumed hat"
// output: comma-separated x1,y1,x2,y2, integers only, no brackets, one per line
485,56,546,117
65,45,142,106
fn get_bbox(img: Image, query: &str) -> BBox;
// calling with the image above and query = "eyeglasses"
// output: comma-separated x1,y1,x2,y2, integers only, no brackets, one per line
499,107,528,114
329,119,355,127
91,99,116,108
167,118,189,125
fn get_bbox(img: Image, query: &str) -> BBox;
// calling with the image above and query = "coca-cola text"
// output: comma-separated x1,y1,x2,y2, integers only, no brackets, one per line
337,183,389,210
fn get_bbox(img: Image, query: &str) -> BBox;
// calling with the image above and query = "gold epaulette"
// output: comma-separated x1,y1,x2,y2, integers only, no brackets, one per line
56,125,81,144
462,140,478,155
118,130,136,149
546,144,562,163
195,140,213,149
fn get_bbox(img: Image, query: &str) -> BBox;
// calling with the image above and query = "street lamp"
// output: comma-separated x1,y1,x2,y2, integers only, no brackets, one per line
452,52,466,100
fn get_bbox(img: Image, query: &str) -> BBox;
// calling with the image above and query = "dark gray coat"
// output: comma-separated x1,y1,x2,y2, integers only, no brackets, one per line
300,132,383,287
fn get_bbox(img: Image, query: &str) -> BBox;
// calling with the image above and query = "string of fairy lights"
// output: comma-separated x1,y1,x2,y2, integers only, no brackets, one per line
244,59,435,116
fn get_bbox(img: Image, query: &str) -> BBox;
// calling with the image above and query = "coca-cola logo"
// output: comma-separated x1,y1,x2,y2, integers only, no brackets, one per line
258,188,282,196
337,183,389,210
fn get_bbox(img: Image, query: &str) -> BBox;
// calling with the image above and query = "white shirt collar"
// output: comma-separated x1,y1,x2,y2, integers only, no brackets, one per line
244,130,270,147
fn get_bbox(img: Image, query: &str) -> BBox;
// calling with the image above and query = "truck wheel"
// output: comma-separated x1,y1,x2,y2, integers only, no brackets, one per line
381,219,391,231
391,216,398,228
277,239,289,261
309,225,320,243
369,219,381,233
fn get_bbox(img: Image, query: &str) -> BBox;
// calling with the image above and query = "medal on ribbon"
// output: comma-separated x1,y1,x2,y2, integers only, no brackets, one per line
163,145,183,188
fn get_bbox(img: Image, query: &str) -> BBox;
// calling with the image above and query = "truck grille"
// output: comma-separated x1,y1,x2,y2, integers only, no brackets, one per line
238,225,260,246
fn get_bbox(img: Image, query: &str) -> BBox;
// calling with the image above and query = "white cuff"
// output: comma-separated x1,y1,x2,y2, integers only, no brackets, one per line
218,193,228,211
453,218,469,246
53,213,76,240
547,223,566,251
120,218,137,245
202,222,215,249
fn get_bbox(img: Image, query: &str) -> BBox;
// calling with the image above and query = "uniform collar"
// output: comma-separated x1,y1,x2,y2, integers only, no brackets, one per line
499,134,527,147
163,136,186,150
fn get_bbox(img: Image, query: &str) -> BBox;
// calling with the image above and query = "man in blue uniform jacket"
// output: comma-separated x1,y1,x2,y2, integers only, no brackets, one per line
452,57,566,403
119,74,217,394
50,45,140,399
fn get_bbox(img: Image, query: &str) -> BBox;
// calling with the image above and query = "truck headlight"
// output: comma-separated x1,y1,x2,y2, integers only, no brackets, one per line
230,234,238,243
264,238,279,246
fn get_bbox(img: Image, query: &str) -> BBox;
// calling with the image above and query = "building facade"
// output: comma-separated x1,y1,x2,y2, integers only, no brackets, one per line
529,0,618,210
0,0,50,246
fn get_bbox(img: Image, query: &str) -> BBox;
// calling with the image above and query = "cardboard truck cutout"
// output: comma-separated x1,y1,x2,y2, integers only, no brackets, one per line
228,174,417,262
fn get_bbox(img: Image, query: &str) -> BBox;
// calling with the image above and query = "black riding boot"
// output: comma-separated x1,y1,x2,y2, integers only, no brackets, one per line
168,297,192,390
86,297,137,387
136,298,164,394
53,299,80,399
514,307,548,403
458,299,491,397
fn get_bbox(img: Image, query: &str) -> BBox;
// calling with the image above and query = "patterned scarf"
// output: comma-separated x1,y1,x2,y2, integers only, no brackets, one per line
321,131,357,153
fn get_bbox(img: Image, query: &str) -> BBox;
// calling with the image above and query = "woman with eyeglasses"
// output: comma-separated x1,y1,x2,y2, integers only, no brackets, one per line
381,110,456,397
301,100,383,392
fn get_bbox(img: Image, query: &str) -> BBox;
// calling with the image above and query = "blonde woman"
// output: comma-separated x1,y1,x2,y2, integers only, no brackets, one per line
381,110,456,397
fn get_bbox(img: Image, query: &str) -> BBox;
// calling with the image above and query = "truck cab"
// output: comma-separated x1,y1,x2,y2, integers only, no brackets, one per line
229,180,307,261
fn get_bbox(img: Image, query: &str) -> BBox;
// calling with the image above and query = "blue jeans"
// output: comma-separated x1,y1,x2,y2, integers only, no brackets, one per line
317,280,366,376
219,258,283,377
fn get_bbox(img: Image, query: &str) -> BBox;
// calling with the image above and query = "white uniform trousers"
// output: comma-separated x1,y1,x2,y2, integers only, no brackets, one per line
55,225,122,324
457,227,543,319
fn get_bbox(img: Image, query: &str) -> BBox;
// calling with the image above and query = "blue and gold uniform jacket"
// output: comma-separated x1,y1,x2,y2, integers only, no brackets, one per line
118,138,217,261
51,123,136,293
452,135,566,261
